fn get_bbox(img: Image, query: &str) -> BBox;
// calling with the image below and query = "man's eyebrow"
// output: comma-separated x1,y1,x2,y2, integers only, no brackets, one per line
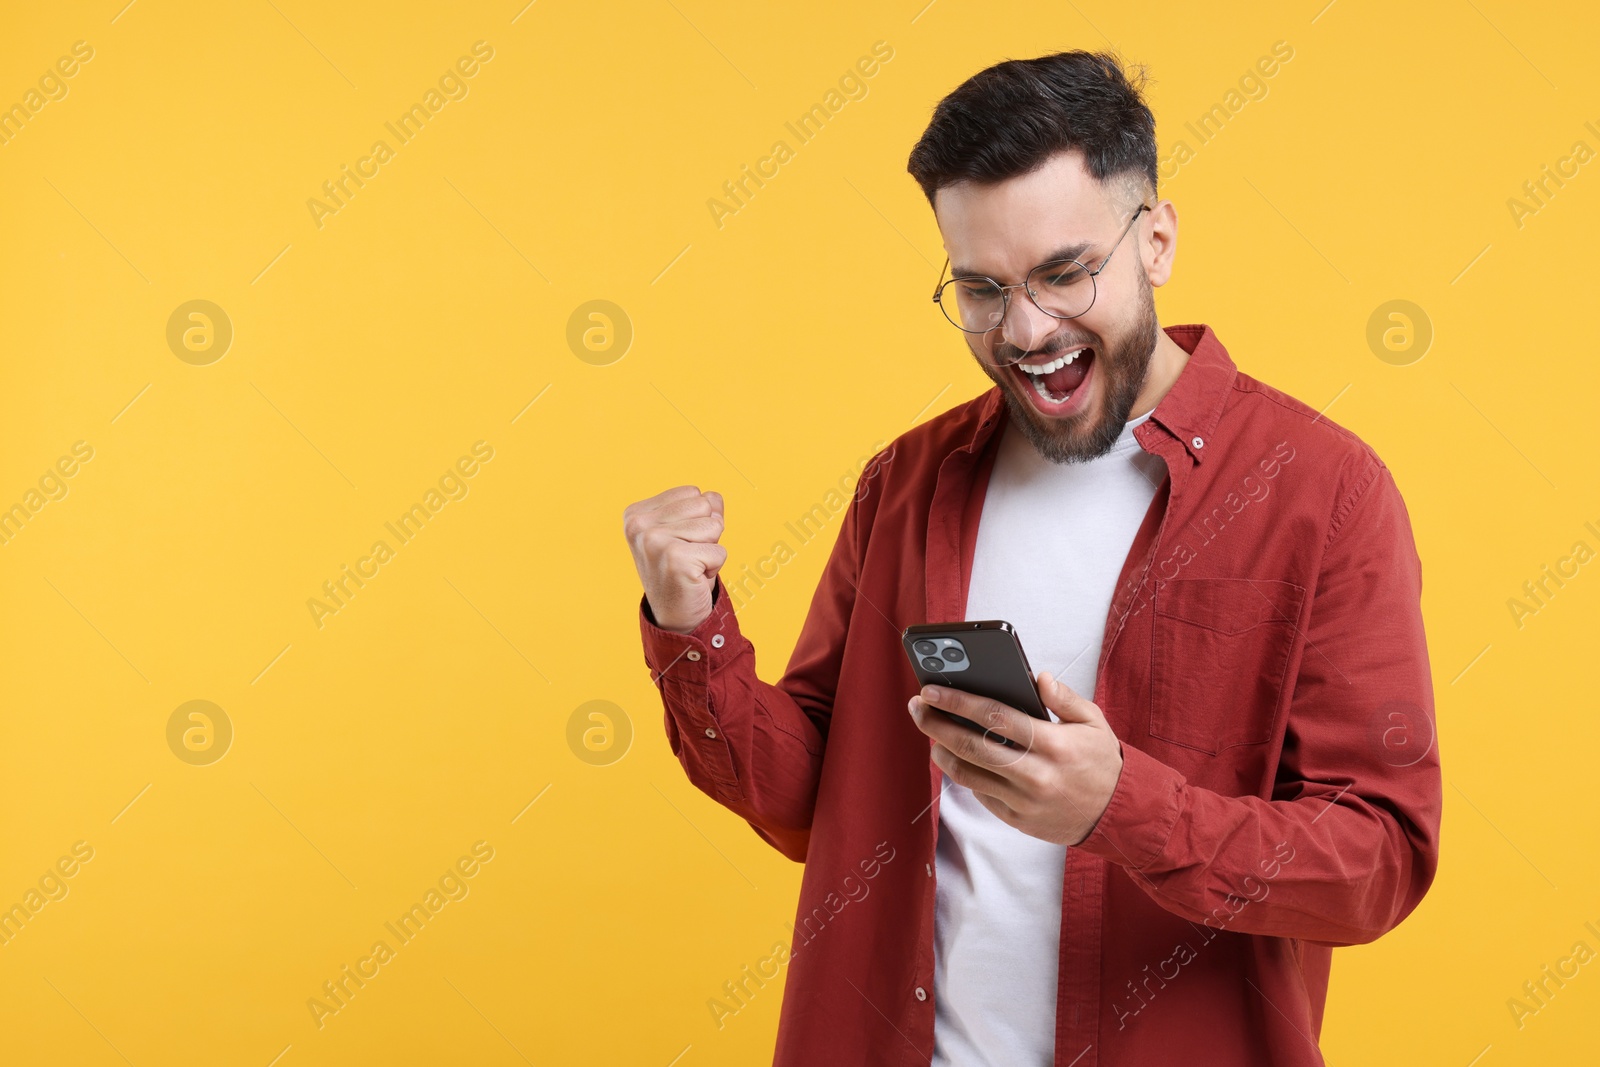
952,241,1096,280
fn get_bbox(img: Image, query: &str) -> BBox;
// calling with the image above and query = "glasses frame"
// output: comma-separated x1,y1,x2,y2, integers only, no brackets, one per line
931,202,1151,337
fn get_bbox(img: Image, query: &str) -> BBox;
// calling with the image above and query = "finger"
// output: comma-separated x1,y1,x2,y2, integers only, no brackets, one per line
651,491,721,528
633,485,704,515
633,519,721,573
658,511,725,544
909,694,1034,771
969,786,1020,825
1037,671,1105,726
916,683,1041,752
671,541,728,582
930,741,1021,804
624,489,700,547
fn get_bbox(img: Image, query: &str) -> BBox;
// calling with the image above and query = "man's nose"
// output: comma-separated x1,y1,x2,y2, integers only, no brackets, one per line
999,289,1057,354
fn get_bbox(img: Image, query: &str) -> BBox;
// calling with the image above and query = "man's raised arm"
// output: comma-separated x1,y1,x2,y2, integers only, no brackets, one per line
625,481,867,862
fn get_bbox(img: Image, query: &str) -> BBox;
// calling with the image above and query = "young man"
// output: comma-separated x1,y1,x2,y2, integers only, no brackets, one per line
623,51,1440,1067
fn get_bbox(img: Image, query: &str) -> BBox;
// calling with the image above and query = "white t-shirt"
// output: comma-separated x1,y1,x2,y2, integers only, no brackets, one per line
932,410,1165,1067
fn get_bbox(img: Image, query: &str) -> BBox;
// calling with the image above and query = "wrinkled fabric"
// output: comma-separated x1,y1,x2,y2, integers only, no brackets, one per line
638,324,1441,1066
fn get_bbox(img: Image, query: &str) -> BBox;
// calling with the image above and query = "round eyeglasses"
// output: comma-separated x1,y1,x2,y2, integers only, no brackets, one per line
931,204,1150,344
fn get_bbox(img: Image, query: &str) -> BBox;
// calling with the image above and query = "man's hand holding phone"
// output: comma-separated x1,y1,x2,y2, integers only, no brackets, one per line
908,672,1124,848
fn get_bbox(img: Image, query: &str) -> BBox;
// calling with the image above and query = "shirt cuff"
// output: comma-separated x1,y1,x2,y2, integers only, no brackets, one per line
1073,741,1186,871
638,575,745,685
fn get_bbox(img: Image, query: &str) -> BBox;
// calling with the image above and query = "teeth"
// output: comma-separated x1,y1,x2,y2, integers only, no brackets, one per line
1030,379,1068,404
1020,347,1088,375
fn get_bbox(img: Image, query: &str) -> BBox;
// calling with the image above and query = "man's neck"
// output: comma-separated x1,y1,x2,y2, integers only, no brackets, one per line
1129,327,1192,419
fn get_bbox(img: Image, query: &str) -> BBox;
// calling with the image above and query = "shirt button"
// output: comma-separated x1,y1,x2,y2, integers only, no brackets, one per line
926,863,932,877
915,986,927,1001
1191,435,1205,449
704,727,717,739
711,634,725,648
685,650,701,661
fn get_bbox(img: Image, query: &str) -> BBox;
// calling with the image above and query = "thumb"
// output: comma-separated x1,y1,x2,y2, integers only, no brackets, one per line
1037,671,1105,726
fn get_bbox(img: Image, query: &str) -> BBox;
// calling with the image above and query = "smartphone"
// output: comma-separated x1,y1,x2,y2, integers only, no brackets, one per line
901,621,1049,745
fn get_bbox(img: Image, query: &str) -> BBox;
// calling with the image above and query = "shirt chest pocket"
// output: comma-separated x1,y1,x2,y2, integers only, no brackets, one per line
1149,577,1305,754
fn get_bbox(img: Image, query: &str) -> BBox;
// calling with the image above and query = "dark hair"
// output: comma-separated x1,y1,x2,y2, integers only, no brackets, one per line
906,50,1157,211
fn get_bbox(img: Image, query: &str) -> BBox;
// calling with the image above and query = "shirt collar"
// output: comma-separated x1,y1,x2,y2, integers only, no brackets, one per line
963,323,1237,465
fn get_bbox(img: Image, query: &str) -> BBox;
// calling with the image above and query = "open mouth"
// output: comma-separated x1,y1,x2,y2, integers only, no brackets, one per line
1012,346,1093,414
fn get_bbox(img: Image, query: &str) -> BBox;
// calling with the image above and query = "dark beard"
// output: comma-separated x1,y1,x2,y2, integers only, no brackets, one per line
979,272,1160,464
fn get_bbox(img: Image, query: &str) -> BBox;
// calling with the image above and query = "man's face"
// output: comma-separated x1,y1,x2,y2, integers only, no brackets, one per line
934,150,1160,463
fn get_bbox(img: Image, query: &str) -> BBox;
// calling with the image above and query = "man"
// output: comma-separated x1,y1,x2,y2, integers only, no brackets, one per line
623,50,1440,1066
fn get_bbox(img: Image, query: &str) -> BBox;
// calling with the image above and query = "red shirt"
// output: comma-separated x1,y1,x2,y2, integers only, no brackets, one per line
638,324,1441,1066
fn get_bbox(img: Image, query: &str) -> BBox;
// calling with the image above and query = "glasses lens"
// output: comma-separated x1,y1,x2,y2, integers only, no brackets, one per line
1025,260,1096,319
937,278,1007,333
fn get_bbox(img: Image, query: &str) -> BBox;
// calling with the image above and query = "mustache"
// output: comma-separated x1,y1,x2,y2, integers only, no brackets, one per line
994,332,1099,362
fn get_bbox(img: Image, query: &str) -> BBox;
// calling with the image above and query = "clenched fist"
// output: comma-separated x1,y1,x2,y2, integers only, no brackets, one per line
623,486,727,634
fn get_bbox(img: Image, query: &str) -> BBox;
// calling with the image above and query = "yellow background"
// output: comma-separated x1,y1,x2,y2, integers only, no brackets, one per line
1,0,1596,1063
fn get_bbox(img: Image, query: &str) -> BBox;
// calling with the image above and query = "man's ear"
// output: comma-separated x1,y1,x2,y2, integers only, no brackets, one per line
1143,198,1178,288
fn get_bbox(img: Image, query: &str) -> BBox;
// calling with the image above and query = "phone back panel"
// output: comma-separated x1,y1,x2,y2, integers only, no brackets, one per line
901,622,1049,720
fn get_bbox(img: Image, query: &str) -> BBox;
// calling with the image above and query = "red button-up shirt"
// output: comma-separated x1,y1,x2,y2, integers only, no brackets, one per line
638,324,1442,1066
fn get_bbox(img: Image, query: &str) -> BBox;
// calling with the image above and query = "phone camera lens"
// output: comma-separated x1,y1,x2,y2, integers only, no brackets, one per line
914,640,937,656
942,647,965,663
921,657,943,671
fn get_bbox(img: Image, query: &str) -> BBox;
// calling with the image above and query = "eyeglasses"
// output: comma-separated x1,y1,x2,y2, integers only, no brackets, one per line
931,203,1150,348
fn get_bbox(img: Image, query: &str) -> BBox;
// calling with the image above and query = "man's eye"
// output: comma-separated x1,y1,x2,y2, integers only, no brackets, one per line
958,282,1000,300
1039,265,1087,286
